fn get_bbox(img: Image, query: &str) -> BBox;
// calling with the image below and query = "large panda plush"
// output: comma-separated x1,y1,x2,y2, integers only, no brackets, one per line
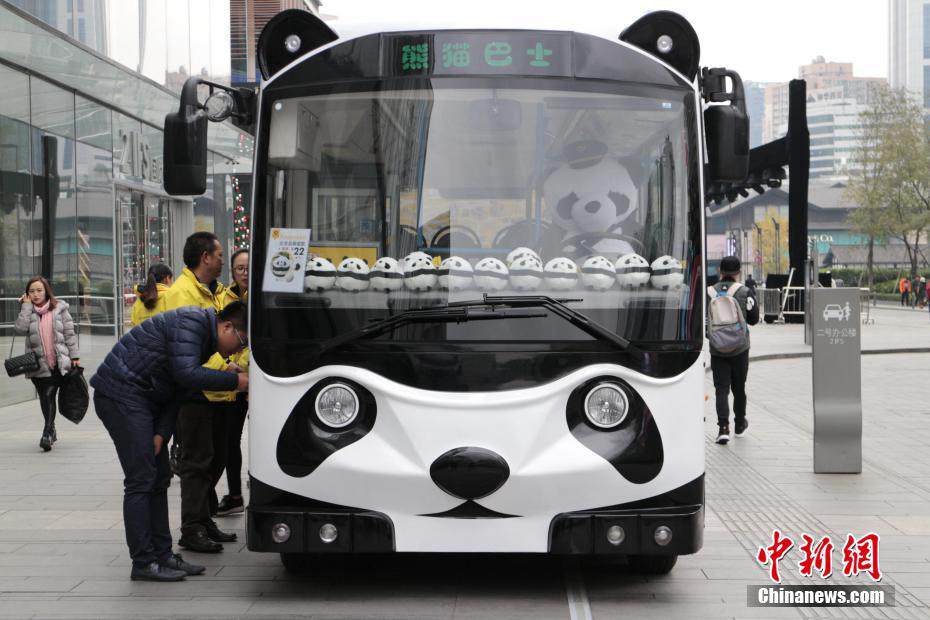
336,257,370,292
543,140,638,258
304,256,336,291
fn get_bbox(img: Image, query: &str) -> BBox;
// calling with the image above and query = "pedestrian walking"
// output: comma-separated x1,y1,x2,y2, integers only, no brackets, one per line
210,249,250,518
708,256,759,445
13,276,79,451
745,273,757,292
131,264,174,326
90,302,249,582
899,277,911,307
164,232,239,552
911,275,922,308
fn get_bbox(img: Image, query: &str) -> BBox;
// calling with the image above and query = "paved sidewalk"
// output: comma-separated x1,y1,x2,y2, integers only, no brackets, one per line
0,321,926,618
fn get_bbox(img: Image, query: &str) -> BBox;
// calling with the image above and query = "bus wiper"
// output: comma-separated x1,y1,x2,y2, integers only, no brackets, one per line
451,294,644,357
315,304,547,356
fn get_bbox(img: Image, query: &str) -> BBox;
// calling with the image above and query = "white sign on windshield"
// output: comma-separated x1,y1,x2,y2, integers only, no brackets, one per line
263,228,311,293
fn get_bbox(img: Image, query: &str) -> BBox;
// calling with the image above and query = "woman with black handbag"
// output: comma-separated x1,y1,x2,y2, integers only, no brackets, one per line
14,276,80,451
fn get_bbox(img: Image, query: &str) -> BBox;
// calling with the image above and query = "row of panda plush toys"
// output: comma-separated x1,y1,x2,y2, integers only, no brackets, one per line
304,249,685,293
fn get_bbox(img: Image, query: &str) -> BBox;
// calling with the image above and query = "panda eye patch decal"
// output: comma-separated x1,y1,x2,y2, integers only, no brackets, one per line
556,192,579,220
607,191,633,220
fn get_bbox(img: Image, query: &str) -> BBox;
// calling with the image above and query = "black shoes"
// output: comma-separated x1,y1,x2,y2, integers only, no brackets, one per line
216,495,244,516
130,561,186,582
735,417,749,437
178,529,223,553
205,522,237,543
161,553,206,576
716,425,730,445
39,433,52,452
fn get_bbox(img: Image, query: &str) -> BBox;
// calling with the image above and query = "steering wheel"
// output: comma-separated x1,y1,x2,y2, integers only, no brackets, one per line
560,231,645,256
429,224,483,249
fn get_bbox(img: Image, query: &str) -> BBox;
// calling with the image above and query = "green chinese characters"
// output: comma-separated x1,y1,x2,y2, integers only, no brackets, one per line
401,43,429,71
442,42,471,68
484,42,513,67
526,42,553,68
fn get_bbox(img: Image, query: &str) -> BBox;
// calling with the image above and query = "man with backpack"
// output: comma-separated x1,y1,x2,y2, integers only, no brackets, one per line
708,256,759,445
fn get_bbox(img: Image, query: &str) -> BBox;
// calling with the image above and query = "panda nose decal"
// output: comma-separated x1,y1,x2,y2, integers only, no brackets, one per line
584,200,601,214
429,447,509,500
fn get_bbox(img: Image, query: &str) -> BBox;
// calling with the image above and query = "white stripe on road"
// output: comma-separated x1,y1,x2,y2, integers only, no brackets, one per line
563,559,594,620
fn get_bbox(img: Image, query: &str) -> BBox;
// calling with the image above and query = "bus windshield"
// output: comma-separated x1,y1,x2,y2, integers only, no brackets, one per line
253,80,700,356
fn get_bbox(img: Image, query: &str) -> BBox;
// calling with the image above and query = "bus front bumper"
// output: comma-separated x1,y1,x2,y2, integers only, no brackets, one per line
246,503,703,556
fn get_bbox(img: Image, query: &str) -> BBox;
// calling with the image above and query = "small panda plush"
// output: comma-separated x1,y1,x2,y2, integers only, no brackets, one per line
509,255,543,291
580,256,616,290
304,256,336,291
473,257,510,291
438,256,474,291
370,257,403,292
650,255,685,290
336,257,370,292
544,257,579,291
271,251,293,278
403,252,437,291
614,253,651,289
506,246,541,267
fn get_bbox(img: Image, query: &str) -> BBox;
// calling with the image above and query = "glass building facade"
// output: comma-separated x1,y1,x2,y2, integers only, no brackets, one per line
0,1,253,406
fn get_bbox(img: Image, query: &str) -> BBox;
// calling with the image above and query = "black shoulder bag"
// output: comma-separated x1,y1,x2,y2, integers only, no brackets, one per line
5,333,39,378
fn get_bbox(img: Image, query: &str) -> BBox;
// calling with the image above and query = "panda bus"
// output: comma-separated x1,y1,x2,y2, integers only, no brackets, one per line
162,9,777,575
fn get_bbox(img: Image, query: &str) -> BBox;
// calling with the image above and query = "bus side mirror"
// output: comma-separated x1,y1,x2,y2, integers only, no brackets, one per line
164,78,208,195
702,68,749,184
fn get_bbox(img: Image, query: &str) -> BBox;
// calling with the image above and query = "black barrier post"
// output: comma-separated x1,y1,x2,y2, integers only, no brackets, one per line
787,79,809,289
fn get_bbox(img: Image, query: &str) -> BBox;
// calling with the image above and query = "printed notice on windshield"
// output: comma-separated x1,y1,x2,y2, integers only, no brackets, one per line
263,228,311,293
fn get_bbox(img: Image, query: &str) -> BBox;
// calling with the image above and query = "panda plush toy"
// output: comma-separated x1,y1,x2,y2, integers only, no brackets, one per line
580,256,616,290
304,256,336,291
506,246,541,267
403,252,437,291
650,255,685,290
336,257,371,292
543,140,639,258
509,255,544,291
544,257,579,291
473,257,510,291
370,257,404,292
614,253,651,289
438,256,474,291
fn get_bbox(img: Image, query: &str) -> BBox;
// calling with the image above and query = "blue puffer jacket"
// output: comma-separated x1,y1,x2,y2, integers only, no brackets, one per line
91,306,238,438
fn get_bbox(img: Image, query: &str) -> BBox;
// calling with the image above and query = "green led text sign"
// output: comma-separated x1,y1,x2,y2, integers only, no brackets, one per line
388,33,572,77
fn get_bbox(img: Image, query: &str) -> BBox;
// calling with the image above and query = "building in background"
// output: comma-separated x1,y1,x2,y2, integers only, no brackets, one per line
889,0,930,106
230,0,322,85
744,81,766,148
0,0,254,407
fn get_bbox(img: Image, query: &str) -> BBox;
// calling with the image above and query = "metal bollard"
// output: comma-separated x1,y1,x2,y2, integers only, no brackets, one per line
811,288,862,474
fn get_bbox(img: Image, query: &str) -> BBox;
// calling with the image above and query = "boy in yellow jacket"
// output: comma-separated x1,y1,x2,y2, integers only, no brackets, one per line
130,265,174,326
164,232,239,553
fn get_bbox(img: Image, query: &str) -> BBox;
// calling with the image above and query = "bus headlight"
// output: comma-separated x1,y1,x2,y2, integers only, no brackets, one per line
314,383,359,428
584,383,629,429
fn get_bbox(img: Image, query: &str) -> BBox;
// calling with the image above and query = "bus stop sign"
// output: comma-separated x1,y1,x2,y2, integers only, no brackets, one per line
811,288,862,474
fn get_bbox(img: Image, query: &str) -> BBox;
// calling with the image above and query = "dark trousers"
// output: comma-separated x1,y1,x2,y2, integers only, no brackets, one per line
178,401,225,534
32,372,62,434
210,400,247,505
95,393,172,567
711,350,750,427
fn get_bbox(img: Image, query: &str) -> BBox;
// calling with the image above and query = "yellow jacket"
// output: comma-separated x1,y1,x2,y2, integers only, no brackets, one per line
163,267,226,312
130,283,170,326
203,284,250,402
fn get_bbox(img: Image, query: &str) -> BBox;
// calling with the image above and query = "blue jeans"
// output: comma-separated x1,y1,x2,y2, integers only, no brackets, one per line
95,393,173,567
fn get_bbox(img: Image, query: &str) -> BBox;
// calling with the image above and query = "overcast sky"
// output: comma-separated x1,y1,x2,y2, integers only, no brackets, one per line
324,0,888,83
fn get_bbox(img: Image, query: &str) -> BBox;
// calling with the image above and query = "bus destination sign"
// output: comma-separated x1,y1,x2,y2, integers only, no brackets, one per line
385,33,572,77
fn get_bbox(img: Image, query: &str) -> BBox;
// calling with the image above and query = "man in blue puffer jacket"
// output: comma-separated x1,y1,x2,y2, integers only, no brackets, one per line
91,302,249,582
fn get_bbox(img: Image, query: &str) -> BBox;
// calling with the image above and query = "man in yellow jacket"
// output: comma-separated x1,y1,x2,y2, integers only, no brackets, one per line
206,249,250,517
163,232,239,553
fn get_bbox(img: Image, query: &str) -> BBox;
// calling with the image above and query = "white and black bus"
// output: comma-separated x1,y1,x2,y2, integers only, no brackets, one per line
163,9,791,574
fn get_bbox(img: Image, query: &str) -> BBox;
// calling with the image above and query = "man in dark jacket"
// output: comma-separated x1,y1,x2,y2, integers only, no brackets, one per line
710,256,759,445
91,302,249,582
